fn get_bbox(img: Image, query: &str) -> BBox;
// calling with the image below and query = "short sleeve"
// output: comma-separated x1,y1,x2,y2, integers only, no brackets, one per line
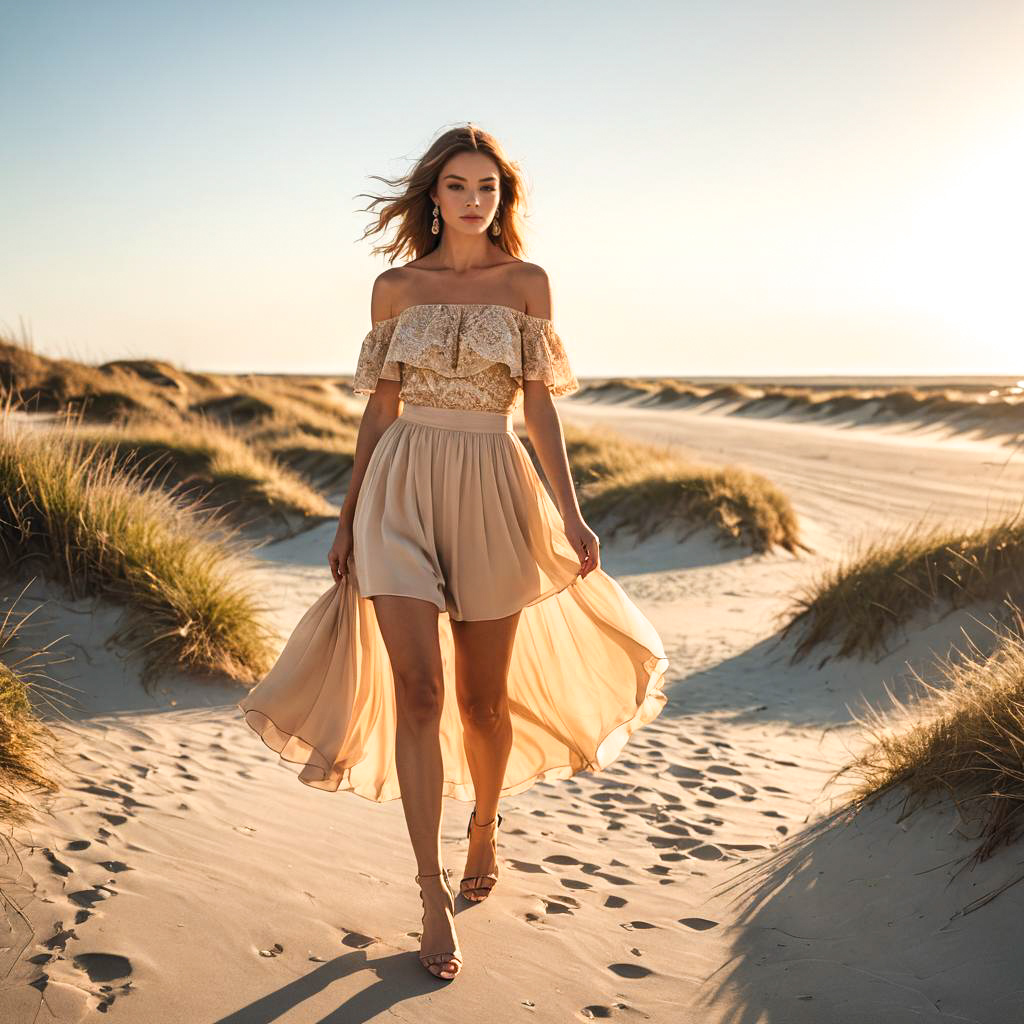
351,317,402,395
521,316,580,397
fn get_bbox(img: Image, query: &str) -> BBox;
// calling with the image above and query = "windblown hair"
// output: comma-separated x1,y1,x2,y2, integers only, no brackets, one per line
355,123,530,263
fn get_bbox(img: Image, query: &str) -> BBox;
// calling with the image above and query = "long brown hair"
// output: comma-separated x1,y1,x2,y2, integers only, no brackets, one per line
355,123,530,263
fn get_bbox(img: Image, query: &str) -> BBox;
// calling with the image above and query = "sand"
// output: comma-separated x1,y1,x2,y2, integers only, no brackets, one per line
2,391,1024,1023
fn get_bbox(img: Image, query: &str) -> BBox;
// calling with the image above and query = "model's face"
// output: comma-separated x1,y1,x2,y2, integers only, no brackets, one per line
432,152,501,236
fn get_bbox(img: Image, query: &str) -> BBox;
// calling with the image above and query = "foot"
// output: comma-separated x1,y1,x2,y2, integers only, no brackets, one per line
416,870,462,980
460,809,502,902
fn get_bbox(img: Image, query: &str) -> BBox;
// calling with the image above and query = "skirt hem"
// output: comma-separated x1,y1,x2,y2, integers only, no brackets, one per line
237,648,669,803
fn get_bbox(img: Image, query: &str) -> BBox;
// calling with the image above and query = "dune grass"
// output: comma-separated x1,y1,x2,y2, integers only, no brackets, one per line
524,421,805,554
0,584,66,826
833,602,1024,880
1,326,363,507
67,415,336,533
781,507,1024,663
0,406,277,686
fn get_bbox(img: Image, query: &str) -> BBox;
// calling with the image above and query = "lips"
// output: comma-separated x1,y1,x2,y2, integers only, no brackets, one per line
461,215,482,220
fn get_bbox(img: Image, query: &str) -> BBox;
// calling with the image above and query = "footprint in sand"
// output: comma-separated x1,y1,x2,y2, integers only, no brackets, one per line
604,895,628,908
66,839,91,851
621,920,658,930
69,885,115,909
704,785,736,800
72,951,133,983
507,859,548,874
689,844,725,861
43,848,74,877
608,962,653,979
43,926,78,952
340,929,375,949
98,860,133,872
542,893,581,915
679,917,718,930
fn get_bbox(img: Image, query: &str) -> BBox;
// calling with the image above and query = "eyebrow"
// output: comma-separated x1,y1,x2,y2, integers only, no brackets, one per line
443,173,498,182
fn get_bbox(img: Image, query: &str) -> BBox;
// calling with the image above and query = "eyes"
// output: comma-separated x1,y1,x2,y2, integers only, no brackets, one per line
447,184,496,192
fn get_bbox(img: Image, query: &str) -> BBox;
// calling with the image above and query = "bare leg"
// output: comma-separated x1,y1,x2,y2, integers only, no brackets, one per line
371,594,460,979
451,609,521,900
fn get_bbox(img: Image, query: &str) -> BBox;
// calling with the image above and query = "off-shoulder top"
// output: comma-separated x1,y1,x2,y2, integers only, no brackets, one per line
350,303,579,414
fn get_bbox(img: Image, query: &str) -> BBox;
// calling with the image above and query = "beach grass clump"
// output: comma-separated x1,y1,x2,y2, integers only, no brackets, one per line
0,410,277,686
0,588,63,826
835,603,1024,875
781,508,1024,663
536,422,803,554
68,415,336,530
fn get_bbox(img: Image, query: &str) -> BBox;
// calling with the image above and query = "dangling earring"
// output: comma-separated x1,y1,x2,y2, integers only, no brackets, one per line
431,203,440,235
491,207,501,236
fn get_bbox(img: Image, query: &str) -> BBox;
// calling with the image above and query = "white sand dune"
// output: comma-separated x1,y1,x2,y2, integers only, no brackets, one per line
3,393,1024,1022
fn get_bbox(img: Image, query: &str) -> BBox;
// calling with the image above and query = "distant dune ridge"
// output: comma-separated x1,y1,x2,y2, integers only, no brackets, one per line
2,328,1024,1018
576,374,1024,445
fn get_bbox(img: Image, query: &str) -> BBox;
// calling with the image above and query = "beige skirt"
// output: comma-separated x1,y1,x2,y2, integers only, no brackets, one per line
238,402,670,802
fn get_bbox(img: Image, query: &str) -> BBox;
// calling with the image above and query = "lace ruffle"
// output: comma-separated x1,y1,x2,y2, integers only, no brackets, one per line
350,304,579,403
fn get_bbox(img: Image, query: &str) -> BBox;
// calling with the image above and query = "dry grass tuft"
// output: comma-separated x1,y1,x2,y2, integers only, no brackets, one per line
0,585,64,827
781,507,1024,663
533,422,806,554
0,400,277,686
833,602,1024,882
68,415,335,532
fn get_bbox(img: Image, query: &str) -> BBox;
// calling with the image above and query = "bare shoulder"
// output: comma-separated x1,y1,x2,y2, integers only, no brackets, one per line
515,262,553,320
369,268,404,324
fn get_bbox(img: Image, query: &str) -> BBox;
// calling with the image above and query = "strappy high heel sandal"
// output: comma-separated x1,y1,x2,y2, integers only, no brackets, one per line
460,809,504,902
414,867,462,980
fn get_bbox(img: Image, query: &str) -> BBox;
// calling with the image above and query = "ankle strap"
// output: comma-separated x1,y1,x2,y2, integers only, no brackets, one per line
470,810,503,828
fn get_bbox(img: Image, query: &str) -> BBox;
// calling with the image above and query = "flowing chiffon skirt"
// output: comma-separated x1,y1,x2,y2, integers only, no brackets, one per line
237,402,670,802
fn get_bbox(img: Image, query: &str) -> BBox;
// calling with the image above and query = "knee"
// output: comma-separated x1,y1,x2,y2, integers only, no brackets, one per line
459,698,507,731
394,669,444,725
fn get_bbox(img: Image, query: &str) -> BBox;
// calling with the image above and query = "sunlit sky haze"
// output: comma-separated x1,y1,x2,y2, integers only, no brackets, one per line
1,0,1022,377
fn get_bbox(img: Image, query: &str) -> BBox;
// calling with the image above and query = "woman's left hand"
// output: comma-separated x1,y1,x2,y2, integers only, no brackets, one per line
562,511,600,578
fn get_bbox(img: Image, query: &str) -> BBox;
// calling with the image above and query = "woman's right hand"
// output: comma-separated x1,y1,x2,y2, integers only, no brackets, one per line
328,520,354,583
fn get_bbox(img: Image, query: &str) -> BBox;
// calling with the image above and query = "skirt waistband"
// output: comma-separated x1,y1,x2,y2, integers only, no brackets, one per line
399,403,513,434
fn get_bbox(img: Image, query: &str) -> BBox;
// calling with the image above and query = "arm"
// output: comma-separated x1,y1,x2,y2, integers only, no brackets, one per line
521,268,601,578
329,274,403,581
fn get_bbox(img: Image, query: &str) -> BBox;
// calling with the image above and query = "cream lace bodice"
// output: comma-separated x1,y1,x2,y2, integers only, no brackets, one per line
350,303,580,413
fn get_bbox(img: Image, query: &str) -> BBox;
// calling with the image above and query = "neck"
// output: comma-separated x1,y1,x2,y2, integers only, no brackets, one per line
429,236,504,274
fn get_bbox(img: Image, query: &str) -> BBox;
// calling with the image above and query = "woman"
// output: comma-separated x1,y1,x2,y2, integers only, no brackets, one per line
238,123,669,981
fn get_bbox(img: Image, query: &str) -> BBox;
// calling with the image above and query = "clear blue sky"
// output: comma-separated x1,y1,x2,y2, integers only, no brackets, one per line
2,0,1022,377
